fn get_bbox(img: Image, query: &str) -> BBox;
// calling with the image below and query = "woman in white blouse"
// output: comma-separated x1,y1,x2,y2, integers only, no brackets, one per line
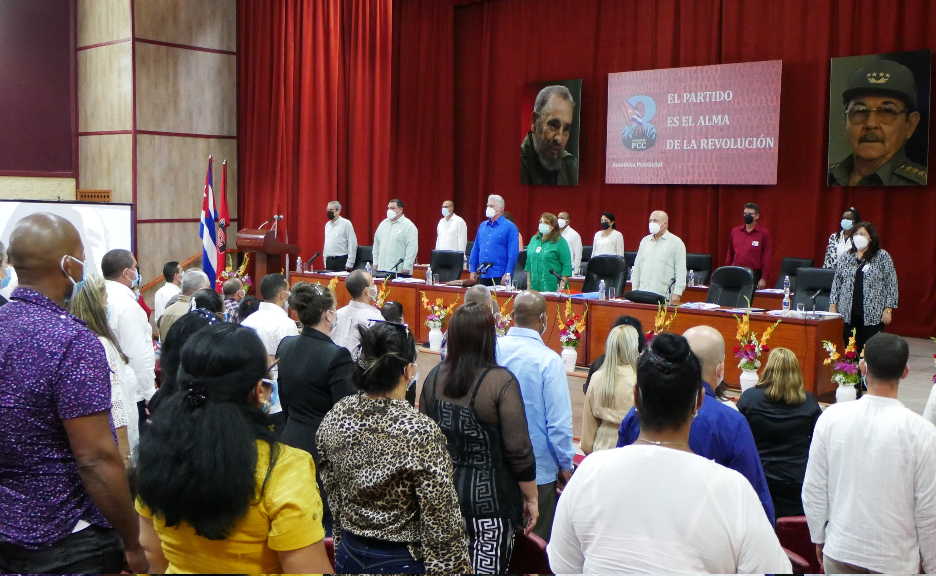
592,212,625,257
823,207,860,269
548,333,791,574
69,276,137,462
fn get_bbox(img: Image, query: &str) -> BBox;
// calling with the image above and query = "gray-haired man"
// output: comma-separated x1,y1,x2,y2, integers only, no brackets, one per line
323,200,358,271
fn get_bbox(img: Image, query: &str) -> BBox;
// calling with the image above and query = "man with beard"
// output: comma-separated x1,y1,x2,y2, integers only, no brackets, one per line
521,85,579,186
828,59,926,186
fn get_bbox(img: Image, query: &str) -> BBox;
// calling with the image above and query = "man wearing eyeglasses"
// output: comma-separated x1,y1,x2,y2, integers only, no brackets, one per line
828,59,926,187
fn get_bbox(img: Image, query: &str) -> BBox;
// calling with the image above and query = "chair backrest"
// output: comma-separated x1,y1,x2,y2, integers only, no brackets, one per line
583,255,628,294
623,250,637,268
508,532,550,574
685,253,713,285
580,245,593,275
509,250,528,290
706,266,755,307
774,257,815,290
792,267,835,312
353,245,373,270
776,516,821,574
430,250,464,282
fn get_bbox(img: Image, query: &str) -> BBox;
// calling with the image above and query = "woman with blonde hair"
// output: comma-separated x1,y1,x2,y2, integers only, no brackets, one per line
738,347,821,517
581,324,639,454
69,275,137,461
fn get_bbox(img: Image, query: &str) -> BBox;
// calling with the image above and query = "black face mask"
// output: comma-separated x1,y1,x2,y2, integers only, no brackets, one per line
327,211,336,220
600,221,610,230
743,213,754,225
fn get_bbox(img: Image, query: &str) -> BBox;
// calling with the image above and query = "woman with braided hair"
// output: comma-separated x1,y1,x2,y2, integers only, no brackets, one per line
134,323,331,573
316,321,470,574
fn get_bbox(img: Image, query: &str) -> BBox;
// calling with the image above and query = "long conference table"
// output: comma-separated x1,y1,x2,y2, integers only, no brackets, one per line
291,272,843,401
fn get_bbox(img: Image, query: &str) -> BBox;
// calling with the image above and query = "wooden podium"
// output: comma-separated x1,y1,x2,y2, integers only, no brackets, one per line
236,228,300,288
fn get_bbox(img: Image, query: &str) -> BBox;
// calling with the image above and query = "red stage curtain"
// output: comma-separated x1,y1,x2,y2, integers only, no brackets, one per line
237,0,391,261
392,0,935,337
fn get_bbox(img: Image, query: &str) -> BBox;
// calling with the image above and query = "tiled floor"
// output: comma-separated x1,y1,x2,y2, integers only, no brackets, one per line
900,337,934,414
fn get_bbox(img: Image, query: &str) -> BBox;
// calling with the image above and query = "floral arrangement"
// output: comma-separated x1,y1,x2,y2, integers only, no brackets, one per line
327,276,338,296
219,253,253,293
822,328,861,387
733,309,781,371
556,297,588,348
493,293,515,336
420,291,458,329
376,280,392,308
646,302,678,342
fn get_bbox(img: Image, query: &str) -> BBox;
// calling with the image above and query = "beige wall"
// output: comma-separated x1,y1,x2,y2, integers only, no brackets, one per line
0,177,76,201
76,0,237,297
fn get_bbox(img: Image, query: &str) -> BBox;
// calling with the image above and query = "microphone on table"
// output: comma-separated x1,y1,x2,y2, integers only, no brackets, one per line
390,258,405,271
549,269,566,290
304,252,321,269
385,258,405,280
809,289,823,316
478,262,493,275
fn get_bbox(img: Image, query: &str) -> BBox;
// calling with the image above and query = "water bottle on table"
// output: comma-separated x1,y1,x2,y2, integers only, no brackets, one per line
782,275,791,313
426,266,433,285
687,270,695,288
598,279,606,300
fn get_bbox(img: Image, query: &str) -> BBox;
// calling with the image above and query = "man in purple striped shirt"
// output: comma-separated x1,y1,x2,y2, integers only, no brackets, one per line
0,213,146,573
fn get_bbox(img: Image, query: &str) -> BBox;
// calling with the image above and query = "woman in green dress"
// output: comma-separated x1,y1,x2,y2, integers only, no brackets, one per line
525,212,573,292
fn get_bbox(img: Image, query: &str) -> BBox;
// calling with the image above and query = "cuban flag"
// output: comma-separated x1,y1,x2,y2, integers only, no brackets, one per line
199,156,219,286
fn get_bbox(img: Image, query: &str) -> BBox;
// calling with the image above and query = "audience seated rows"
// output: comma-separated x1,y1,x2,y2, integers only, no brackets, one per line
0,211,932,574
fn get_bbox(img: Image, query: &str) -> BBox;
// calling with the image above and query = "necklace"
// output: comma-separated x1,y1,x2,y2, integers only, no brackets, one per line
636,438,690,450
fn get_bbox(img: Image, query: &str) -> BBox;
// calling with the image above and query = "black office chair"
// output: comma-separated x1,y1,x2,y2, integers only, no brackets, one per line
465,241,473,261
580,245,593,275
582,255,628,295
623,251,637,281
774,257,814,291
430,250,464,283
706,266,755,307
792,267,835,312
685,253,713,285
353,246,373,270
512,250,528,290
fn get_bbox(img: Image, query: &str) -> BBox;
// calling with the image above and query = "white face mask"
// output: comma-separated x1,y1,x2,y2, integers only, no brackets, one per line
366,285,378,300
648,222,661,235
557,218,567,229
485,206,497,219
538,223,552,236
441,207,451,218
387,209,398,221
852,234,870,251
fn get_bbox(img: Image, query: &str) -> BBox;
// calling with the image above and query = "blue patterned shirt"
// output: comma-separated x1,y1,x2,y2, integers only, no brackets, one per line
0,288,111,548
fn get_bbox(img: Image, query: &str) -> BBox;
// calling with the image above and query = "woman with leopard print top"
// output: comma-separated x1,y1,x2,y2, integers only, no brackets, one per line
316,321,470,574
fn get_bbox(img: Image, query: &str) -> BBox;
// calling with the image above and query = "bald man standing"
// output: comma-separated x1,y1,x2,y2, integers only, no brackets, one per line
497,291,573,540
630,210,687,304
0,214,145,573
617,325,775,524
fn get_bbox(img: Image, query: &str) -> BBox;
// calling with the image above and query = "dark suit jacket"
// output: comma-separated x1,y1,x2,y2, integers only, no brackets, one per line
276,327,356,458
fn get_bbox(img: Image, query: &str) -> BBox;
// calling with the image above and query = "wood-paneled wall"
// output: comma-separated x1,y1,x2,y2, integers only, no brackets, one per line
78,0,237,296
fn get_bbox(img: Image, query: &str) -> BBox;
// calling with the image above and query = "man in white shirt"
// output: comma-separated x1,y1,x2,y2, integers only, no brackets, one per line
557,211,582,275
803,332,936,574
152,260,181,321
323,200,358,271
630,210,687,304
331,270,383,360
102,249,155,430
435,200,467,254
373,198,418,275
241,273,299,364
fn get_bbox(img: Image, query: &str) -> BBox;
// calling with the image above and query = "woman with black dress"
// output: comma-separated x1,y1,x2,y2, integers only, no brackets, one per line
420,303,537,574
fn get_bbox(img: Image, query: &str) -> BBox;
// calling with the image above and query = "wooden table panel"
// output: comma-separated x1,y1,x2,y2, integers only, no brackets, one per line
292,273,839,401
586,300,840,400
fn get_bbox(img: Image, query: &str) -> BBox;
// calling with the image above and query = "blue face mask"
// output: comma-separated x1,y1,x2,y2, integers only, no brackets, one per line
60,255,87,304
0,266,11,290
840,219,854,232
131,269,142,289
